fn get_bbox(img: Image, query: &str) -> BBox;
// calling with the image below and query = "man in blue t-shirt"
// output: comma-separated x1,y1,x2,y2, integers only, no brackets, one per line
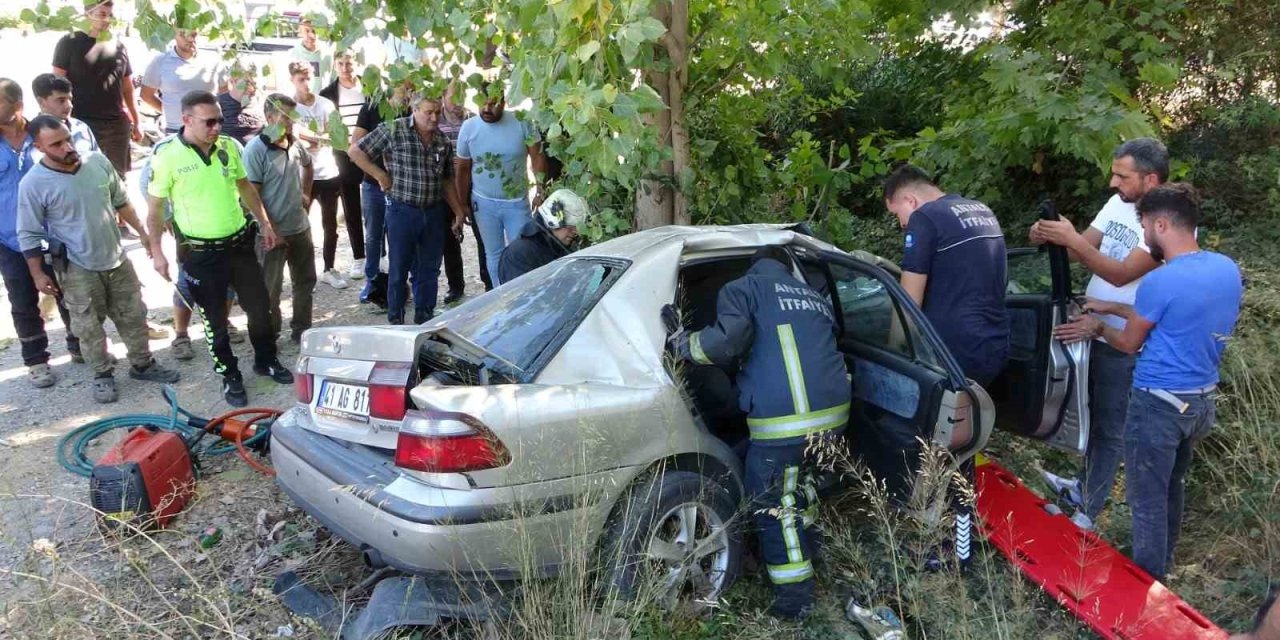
884,164,1010,385
1062,183,1243,580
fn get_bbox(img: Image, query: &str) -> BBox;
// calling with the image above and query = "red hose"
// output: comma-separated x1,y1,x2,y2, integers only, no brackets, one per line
202,408,281,476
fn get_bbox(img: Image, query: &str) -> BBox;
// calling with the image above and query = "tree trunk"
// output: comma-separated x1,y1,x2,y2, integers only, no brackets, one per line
634,0,689,230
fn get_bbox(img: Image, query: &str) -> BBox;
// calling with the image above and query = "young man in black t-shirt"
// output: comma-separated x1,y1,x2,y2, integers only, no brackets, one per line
883,164,1010,385
51,0,141,177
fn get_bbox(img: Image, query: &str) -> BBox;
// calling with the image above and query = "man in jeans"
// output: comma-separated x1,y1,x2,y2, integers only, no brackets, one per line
17,116,180,402
0,78,81,388
1033,138,1168,530
455,84,548,286
349,94,466,324
1063,184,1242,580
350,84,410,306
244,94,315,344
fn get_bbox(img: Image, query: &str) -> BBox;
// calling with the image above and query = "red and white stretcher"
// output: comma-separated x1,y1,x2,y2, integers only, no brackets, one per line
973,455,1228,640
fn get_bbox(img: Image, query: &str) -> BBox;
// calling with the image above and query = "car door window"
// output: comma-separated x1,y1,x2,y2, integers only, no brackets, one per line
828,263,942,368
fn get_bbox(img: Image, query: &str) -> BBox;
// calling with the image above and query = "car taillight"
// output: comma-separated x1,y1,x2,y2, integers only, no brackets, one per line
394,409,511,473
295,356,312,403
369,362,413,420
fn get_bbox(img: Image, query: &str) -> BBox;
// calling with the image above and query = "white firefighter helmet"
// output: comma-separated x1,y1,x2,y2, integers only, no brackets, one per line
536,189,590,230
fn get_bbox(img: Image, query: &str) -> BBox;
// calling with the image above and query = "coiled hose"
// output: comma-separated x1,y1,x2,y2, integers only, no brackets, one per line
57,386,280,477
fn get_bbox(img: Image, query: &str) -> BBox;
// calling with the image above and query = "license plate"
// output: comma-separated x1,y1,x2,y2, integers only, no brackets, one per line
315,380,370,422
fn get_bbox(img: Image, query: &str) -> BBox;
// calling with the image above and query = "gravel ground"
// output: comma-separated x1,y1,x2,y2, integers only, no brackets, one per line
0,170,491,635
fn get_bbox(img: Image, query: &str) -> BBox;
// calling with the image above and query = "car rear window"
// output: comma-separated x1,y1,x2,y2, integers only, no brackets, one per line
440,258,625,376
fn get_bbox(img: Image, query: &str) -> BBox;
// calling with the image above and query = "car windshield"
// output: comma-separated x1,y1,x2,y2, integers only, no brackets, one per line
438,258,622,376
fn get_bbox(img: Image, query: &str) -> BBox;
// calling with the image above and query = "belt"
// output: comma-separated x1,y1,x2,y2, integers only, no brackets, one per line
183,224,251,250
1138,385,1217,414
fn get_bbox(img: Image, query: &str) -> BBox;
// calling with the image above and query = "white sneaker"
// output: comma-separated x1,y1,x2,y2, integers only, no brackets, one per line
347,259,365,280
1040,469,1084,510
1070,510,1095,531
320,269,349,290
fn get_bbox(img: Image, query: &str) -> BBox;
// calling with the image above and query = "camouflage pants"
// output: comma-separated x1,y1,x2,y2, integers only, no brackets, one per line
57,261,153,375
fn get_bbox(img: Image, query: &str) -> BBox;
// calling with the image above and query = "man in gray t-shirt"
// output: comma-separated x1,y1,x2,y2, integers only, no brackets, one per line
244,93,316,343
17,116,179,402
141,29,227,133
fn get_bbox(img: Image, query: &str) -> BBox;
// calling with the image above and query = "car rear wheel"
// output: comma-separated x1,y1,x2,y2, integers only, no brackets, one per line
599,470,742,613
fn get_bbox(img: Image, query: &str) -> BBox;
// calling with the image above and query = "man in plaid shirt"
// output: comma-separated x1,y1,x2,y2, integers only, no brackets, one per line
349,94,467,324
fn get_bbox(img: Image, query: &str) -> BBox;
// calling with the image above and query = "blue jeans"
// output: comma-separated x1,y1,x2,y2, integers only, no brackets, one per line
384,199,445,324
0,244,79,364
473,195,531,287
361,182,387,286
1124,387,1216,580
1080,341,1137,519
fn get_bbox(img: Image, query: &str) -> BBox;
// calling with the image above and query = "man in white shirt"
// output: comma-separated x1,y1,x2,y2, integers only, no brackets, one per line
319,52,367,281
141,28,227,133
1030,137,1168,530
289,62,346,290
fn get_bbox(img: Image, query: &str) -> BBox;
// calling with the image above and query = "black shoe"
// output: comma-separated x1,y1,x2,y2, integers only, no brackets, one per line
223,375,248,407
253,359,295,384
443,289,464,305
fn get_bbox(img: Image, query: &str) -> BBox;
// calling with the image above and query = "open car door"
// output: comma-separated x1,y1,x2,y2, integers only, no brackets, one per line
988,202,1092,454
793,247,994,500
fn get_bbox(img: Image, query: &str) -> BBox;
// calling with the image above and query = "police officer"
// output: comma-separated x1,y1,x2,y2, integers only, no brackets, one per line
497,189,590,283
145,90,293,407
667,245,851,619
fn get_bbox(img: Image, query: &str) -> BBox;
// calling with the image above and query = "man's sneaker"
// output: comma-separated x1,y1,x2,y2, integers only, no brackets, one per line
92,375,118,403
1070,510,1096,531
223,375,248,407
443,289,464,305
254,359,295,384
170,335,196,360
1040,469,1084,510
846,598,906,640
28,363,56,388
347,259,365,280
128,361,181,384
227,324,246,344
320,269,349,290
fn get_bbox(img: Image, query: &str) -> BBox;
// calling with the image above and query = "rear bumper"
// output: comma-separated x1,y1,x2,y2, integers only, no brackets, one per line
271,416,633,579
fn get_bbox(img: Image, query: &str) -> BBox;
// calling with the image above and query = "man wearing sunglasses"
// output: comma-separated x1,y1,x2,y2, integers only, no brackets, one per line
145,90,292,407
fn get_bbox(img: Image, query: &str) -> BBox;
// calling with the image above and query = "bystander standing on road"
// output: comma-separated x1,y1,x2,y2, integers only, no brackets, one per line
1057,184,1243,581
290,62,348,290
319,51,367,283
349,82,411,305
349,94,466,324
454,83,549,286
52,0,144,238
244,94,316,344
31,74,97,155
436,80,488,298
145,90,293,407
0,78,81,388
1033,138,1169,531
141,27,227,134
17,116,180,403
289,19,332,95
217,68,265,144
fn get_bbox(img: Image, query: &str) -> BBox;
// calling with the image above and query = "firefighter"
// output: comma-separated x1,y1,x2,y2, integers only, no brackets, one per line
665,245,851,619
497,189,590,283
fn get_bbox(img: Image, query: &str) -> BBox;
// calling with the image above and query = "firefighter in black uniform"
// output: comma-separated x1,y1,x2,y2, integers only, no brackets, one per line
667,245,851,619
497,189,590,284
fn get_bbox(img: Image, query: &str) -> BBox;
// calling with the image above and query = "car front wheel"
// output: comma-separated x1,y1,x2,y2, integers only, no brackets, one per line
599,470,742,613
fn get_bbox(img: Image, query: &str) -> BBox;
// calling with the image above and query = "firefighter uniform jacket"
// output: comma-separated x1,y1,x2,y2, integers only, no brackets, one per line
680,258,851,445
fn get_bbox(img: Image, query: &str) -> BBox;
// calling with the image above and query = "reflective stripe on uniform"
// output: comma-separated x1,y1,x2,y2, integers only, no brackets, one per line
777,324,809,414
780,466,803,563
767,560,814,584
747,402,851,441
689,331,713,365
